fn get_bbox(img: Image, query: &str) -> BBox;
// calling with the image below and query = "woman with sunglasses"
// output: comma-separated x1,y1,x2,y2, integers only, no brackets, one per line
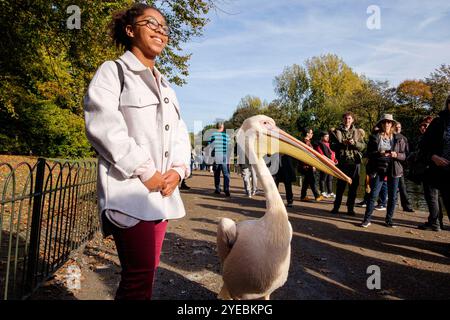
84,3,191,299
360,114,407,228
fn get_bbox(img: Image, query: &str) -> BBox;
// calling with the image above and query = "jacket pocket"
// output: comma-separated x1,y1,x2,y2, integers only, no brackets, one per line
119,90,160,143
120,90,160,107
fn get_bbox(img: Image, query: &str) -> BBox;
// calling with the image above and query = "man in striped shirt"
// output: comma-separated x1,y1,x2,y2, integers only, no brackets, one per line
210,122,231,196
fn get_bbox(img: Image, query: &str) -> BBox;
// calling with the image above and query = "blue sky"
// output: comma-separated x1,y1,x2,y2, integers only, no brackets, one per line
172,0,450,132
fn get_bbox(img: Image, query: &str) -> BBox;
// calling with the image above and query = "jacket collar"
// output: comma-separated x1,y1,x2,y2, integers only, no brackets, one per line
375,132,397,141
153,65,171,88
119,50,171,87
119,51,148,72
393,133,400,142
339,124,355,132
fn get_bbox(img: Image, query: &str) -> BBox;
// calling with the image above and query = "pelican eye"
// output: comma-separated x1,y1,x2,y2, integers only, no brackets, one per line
264,121,274,129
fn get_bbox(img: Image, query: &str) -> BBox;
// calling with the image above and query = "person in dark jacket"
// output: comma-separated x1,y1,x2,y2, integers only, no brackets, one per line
414,116,444,231
394,122,414,212
330,112,366,215
273,153,297,207
316,131,338,198
361,114,407,228
418,96,450,231
300,128,323,202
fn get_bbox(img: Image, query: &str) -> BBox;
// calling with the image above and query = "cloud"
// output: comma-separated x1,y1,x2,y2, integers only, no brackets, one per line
418,12,448,30
188,66,278,81
353,39,450,85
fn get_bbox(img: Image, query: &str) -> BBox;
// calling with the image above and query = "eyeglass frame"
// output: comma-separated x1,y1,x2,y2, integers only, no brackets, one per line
133,16,170,36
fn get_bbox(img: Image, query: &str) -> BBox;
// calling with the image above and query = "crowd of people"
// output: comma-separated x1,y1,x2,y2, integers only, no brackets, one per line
197,97,450,232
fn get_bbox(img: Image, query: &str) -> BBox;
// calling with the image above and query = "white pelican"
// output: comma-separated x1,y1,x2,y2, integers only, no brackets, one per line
216,115,351,300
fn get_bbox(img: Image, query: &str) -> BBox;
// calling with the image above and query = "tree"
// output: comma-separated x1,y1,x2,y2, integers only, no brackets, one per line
273,54,363,135
201,55,448,153
397,80,432,110
274,64,310,114
395,79,433,149
347,79,396,133
20,102,93,157
263,99,296,133
227,95,266,129
305,54,362,112
426,64,450,114
0,0,214,156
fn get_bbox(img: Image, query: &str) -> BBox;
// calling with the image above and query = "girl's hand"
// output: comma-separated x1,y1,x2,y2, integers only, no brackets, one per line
143,171,167,192
390,151,398,158
432,155,450,167
161,169,181,197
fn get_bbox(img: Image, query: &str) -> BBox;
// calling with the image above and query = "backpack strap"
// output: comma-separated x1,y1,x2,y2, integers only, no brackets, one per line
114,60,124,94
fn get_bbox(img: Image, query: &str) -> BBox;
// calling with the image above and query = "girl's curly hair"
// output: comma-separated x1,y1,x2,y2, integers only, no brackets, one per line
110,3,165,51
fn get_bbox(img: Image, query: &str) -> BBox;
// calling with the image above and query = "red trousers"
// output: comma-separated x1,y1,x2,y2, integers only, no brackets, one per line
107,218,168,300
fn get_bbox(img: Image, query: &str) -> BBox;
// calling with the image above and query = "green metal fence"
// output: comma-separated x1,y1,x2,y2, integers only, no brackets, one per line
0,157,99,300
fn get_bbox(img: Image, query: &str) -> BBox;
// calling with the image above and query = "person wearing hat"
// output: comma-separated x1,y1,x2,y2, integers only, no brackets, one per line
361,114,407,228
418,95,450,232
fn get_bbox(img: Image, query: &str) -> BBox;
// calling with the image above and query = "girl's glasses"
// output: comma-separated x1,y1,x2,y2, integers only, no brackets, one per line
134,16,170,36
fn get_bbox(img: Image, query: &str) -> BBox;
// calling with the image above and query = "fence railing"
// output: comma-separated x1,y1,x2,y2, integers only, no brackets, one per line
0,157,98,300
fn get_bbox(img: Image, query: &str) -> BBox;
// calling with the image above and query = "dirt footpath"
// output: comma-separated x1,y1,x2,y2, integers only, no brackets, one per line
31,171,450,300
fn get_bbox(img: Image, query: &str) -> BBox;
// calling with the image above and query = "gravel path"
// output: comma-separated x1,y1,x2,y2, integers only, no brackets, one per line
31,170,450,300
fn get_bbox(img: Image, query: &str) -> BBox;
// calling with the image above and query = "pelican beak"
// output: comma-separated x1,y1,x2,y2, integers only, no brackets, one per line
262,128,352,184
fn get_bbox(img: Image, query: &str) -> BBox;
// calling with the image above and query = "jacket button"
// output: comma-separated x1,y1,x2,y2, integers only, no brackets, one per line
164,97,169,104
165,124,170,131
165,151,169,158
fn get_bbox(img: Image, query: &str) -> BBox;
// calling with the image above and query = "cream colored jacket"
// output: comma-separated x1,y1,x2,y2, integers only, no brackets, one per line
84,51,191,225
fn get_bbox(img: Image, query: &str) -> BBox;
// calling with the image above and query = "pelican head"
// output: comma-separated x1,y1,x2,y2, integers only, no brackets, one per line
236,115,352,184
